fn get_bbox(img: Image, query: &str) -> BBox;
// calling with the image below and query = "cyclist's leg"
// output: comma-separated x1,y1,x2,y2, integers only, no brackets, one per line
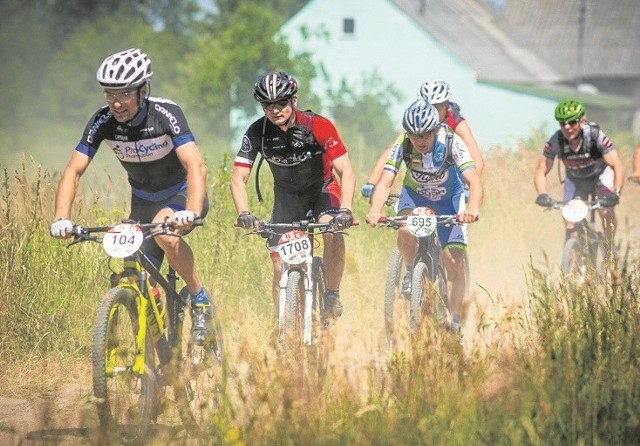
433,194,467,328
595,167,617,244
315,178,344,293
395,187,420,267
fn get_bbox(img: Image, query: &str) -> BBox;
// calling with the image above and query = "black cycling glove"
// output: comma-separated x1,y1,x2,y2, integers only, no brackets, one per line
333,208,353,229
237,211,259,228
535,193,554,208
599,192,619,208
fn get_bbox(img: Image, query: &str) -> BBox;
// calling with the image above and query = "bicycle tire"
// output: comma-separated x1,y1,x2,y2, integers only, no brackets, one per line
410,260,449,332
562,237,586,281
281,269,305,360
92,287,157,439
383,247,404,345
172,288,225,437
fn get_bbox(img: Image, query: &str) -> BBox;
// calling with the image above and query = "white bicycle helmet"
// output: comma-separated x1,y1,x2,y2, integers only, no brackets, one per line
402,99,440,134
418,79,452,104
97,48,153,89
253,71,298,102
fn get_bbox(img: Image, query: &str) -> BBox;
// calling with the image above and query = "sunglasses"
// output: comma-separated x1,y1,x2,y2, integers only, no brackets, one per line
559,119,580,126
104,90,136,104
261,99,290,110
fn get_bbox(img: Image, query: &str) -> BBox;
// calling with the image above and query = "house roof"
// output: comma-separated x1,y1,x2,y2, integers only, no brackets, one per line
393,0,640,85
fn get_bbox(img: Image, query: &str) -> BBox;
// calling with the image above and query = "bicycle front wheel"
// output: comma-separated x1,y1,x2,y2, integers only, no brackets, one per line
173,289,225,437
410,261,449,332
281,269,305,360
562,238,586,281
92,287,157,437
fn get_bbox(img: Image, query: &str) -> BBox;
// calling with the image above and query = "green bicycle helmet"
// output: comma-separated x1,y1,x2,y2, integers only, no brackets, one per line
554,99,585,121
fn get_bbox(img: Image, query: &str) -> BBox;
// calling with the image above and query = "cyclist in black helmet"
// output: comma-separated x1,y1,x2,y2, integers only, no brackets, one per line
231,71,356,320
50,48,215,346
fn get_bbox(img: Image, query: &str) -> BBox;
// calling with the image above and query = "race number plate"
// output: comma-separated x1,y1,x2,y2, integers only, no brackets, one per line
102,223,144,258
406,206,437,237
561,199,589,223
274,230,311,264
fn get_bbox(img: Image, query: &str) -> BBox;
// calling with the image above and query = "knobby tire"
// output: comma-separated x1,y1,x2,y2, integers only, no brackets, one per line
171,288,225,438
92,287,157,442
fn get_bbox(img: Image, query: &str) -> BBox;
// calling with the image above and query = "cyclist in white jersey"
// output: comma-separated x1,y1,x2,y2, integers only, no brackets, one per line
366,99,482,333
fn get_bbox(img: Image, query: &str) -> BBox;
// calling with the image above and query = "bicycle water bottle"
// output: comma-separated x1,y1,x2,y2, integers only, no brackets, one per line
152,286,162,310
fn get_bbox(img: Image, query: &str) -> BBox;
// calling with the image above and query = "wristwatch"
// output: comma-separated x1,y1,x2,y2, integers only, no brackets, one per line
613,188,621,196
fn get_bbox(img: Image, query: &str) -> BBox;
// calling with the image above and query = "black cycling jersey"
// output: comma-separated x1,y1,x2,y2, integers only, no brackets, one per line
75,97,196,201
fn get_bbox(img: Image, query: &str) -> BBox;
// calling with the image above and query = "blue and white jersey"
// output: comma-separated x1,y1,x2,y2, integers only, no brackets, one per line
384,127,475,202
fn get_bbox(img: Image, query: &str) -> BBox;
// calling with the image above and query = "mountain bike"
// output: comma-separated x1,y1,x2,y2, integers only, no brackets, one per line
377,207,460,345
547,197,609,282
69,218,224,440
240,214,352,364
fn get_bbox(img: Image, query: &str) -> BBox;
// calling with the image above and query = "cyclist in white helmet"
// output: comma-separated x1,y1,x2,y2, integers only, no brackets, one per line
50,48,216,346
366,99,482,334
362,79,483,198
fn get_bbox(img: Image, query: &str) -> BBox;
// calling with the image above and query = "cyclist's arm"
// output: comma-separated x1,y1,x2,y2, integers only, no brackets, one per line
460,167,482,222
53,151,91,220
331,153,356,210
230,164,252,214
366,169,395,226
533,156,554,195
175,141,207,216
366,144,394,185
455,121,484,176
602,149,625,192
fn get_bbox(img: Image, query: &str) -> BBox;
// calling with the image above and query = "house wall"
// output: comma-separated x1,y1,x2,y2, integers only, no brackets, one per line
280,0,559,150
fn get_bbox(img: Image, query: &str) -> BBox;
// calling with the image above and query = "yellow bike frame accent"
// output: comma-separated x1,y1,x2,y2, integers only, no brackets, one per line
105,260,167,377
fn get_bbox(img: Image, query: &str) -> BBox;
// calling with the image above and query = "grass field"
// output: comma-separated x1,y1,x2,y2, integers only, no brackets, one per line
1,134,640,444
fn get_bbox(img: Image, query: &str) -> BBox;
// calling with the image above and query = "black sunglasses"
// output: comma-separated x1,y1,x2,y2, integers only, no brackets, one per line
261,99,290,110
559,119,580,126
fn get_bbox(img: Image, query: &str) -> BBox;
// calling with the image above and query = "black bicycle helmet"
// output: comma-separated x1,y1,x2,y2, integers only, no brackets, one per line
253,71,298,102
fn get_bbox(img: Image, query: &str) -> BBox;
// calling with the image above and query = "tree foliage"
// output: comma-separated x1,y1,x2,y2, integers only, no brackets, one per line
1,0,398,161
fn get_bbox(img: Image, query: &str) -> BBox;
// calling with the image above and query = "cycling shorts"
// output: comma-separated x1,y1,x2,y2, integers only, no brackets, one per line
129,188,209,267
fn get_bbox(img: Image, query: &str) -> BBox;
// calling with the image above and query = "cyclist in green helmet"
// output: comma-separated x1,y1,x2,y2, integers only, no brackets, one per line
534,98,625,250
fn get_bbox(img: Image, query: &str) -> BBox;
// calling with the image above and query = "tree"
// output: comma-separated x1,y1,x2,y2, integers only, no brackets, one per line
180,3,318,144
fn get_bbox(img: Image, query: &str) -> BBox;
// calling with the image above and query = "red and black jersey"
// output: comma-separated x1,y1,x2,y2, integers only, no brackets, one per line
234,109,347,191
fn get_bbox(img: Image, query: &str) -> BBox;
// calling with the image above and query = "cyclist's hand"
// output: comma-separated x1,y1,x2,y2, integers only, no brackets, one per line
173,210,198,227
535,193,554,208
237,211,259,229
600,192,619,208
457,210,479,224
361,183,375,198
365,212,382,227
50,219,73,238
333,208,353,229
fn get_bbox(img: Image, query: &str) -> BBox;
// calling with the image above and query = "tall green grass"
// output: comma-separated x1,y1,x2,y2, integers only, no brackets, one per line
1,143,640,444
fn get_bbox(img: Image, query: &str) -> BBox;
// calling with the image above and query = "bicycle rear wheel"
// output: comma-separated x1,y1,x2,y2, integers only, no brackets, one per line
172,288,225,437
92,287,157,439
310,257,330,374
410,260,449,332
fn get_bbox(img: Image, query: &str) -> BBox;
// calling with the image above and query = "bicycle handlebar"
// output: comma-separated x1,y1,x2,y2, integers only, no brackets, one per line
70,217,204,243
377,214,460,230
239,218,358,238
